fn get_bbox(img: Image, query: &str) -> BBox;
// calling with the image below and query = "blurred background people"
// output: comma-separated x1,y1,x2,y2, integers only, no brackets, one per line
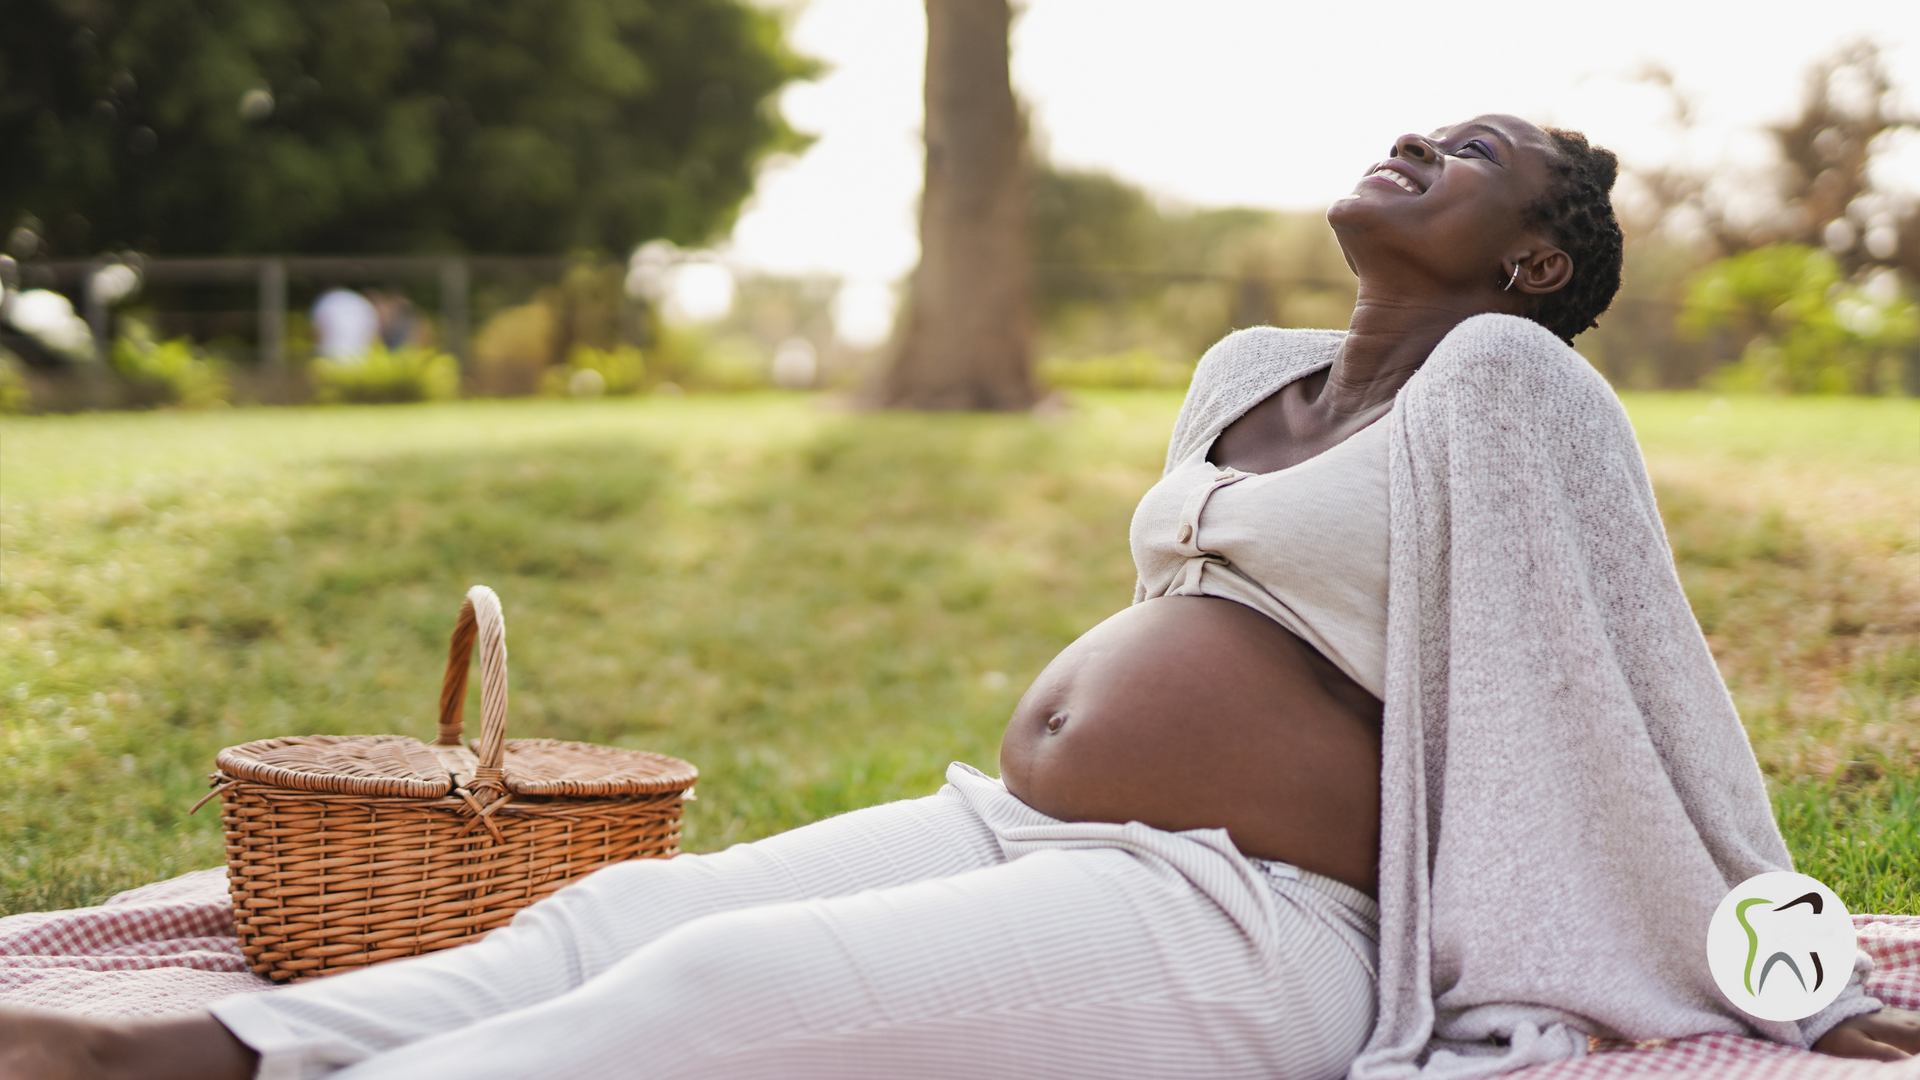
370,289,419,351
312,286,378,362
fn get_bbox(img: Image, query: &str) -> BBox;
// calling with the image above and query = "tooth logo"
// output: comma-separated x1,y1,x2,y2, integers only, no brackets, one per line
1706,872,1856,1022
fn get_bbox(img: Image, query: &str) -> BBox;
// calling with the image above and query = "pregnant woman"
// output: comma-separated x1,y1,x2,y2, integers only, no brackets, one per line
5,115,1917,1080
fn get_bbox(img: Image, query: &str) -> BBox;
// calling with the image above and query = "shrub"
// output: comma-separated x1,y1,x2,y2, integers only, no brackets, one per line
311,345,459,404
472,264,634,397
0,349,31,414
544,345,646,397
1681,246,1917,395
648,326,768,392
1038,348,1194,390
472,302,555,397
690,335,769,391
110,324,230,408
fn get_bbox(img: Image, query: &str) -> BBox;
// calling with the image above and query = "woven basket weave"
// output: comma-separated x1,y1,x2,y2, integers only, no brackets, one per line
207,585,697,982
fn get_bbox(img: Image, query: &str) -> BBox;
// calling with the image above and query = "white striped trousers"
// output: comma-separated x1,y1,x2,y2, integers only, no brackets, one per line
211,764,1378,1080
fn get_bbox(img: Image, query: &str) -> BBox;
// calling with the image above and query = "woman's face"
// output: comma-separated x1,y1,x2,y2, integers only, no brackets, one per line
1326,114,1565,296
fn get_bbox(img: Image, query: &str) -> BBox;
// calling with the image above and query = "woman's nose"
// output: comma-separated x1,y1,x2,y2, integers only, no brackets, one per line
1392,134,1436,161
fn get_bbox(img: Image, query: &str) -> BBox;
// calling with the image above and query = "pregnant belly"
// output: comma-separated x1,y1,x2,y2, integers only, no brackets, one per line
999,595,1383,895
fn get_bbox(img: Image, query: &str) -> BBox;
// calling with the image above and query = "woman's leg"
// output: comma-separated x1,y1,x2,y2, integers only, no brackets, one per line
209,786,1004,1078
316,846,1377,1080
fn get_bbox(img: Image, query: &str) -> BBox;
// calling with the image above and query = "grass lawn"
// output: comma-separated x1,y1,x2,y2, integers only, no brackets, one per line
2,390,1916,916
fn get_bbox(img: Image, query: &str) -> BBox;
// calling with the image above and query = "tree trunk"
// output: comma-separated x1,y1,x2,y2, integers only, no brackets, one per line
882,0,1035,410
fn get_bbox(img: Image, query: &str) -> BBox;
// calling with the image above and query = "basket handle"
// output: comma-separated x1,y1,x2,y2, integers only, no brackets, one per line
437,585,510,800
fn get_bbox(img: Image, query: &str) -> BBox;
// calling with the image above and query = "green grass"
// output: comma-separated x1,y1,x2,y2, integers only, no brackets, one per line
2,390,1916,915
1774,775,1920,916
1622,392,1920,912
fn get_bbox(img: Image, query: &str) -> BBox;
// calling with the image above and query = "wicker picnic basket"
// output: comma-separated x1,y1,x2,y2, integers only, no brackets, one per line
205,585,698,982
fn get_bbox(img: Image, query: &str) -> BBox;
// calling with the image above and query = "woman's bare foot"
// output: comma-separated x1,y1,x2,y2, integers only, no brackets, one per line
1812,1007,1920,1061
0,1007,255,1080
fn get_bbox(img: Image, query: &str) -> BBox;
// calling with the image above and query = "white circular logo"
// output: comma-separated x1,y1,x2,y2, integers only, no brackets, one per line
1706,871,1855,1021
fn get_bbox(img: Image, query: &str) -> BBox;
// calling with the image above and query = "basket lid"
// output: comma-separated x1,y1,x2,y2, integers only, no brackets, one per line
215,735,698,799
216,735,455,798
501,739,699,797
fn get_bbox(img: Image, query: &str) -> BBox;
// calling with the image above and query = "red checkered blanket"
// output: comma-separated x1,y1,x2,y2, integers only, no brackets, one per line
0,871,271,1018
2,873,1916,1075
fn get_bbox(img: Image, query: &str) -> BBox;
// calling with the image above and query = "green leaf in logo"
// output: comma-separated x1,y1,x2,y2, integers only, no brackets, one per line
1736,897,1772,996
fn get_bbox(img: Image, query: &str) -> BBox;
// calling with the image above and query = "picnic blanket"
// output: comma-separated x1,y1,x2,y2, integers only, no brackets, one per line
2,871,1916,1076
0,870,271,1017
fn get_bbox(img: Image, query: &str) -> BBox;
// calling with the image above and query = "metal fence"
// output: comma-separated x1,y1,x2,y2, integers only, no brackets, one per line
16,255,576,370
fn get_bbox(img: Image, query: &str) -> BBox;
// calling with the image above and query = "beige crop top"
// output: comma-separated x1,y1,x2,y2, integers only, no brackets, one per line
1129,416,1391,698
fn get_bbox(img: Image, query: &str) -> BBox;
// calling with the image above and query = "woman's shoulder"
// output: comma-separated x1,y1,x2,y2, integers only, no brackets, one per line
1421,313,1607,393
1187,326,1344,401
1402,314,1637,459
1195,325,1346,372
1408,313,1617,413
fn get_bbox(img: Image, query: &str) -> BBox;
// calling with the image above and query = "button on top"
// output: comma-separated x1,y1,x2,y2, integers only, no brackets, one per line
1176,522,1193,544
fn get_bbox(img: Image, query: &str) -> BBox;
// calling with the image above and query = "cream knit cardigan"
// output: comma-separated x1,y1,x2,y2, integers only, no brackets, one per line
1158,315,1880,1079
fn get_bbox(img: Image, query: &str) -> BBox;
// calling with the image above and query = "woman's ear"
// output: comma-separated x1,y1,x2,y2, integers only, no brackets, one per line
1514,246,1573,296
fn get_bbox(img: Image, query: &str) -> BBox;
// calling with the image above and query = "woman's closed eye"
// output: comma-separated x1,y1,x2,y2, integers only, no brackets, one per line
1450,138,1501,164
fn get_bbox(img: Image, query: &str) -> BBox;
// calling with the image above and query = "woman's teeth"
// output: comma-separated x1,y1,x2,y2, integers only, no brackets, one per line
1371,169,1421,194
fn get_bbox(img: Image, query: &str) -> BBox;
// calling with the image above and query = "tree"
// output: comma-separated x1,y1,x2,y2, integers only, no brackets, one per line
1627,44,1916,276
0,0,816,257
1767,43,1918,278
1028,162,1357,363
1587,45,1919,391
1680,244,1916,394
881,0,1034,411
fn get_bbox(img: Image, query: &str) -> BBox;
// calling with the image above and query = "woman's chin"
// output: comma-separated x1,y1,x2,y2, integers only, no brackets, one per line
1326,191,1392,231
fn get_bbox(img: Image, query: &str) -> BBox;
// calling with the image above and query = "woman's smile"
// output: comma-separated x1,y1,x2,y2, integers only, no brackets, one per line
1362,163,1426,195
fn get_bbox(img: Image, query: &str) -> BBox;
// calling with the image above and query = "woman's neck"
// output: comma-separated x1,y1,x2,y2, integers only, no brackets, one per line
1319,287,1488,416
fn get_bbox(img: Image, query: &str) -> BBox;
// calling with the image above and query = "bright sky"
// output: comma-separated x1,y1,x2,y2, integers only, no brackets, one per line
725,0,1919,294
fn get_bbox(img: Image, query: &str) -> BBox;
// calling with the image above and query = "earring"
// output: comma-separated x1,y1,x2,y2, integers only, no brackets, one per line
1503,262,1522,292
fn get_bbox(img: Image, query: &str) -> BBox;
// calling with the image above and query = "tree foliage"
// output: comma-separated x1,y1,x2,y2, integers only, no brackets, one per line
1626,44,1916,278
1,0,817,256
1030,169,1159,275
1767,43,1916,277
1029,162,1355,363
1680,245,1917,394
1568,44,1919,392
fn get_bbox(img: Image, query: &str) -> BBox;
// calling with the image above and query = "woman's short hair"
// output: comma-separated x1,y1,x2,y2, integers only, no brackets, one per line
1525,128,1624,343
